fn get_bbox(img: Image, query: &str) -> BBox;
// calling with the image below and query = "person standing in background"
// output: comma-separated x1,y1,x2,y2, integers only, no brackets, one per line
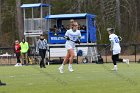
14,40,22,67
20,38,29,65
36,34,48,68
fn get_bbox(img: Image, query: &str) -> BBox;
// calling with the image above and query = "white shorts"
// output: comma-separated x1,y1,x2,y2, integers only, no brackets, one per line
65,41,75,50
113,49,121,55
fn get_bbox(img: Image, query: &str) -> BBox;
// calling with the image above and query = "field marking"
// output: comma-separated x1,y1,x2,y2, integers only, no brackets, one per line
27,83,33,86
9,76,15,78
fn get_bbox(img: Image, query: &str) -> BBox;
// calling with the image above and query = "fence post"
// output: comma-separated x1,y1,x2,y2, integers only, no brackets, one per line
105,45,107,63
134,44,137,63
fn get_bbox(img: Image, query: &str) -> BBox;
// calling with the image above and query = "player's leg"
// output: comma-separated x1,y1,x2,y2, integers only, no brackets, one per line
15,52,22,66
69,49,75,64
112,54,118,71
39,49,44,68
68,49,75,72
63,51,70,65
15,53,19,66
18,52,22,66
123,59,129,64
116,54,129,64
22,53,27,65
116,54,123,61
59,51,70,73
42,49,47,68
21,53,24,65
25,53,28,65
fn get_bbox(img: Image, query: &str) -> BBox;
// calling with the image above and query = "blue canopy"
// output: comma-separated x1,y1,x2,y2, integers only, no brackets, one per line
20,3,50,8
46,13,96,43
45,13,96,19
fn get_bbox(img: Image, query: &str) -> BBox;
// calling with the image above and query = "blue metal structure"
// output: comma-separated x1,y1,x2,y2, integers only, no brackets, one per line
20,3,50,8
45,13,96,44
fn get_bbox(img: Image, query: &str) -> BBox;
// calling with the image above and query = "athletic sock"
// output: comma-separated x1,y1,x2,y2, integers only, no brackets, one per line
60,64,64,68
69,64,72,67
123,59,126,62
69,63,72,66
114,65,117,69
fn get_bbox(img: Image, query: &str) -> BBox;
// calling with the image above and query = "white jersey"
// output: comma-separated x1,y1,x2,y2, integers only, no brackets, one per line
65,29,81,50
109,34,121,55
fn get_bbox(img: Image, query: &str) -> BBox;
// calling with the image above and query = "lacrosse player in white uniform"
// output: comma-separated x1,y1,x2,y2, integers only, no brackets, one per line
107,28,129,71
58,21,81,73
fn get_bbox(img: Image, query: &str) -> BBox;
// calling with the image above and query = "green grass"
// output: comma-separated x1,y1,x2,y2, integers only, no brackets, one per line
0,63,140,93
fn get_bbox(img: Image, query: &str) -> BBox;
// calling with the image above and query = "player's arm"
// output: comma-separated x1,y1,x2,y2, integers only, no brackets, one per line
75,32,81,44
64,36,70,40
110,40,114,51
64,30,70,40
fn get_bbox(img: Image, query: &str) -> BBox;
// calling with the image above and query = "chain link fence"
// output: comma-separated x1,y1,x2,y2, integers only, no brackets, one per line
98,44,140,63
0,44,140,65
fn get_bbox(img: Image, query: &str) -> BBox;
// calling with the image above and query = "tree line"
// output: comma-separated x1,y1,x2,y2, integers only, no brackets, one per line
0,0,140,47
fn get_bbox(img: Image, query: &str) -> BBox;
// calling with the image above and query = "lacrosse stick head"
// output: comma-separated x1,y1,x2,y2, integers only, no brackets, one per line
118,36,122,41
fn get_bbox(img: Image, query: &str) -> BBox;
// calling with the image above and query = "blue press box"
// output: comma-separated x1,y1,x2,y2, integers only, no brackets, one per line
48,30,87,44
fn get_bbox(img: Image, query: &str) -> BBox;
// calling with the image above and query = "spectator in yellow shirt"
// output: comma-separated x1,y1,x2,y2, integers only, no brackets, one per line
20,38,29,65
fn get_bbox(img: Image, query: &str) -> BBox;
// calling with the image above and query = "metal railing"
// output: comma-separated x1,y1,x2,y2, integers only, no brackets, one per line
0,43,140,65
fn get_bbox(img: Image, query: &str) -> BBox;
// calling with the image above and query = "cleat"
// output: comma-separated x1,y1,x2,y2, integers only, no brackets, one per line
15,63,19,67
19,64,22,66
126,59,129,65
58,67,64,73
0,80,6,86
123,59,129,65
68,66,74,72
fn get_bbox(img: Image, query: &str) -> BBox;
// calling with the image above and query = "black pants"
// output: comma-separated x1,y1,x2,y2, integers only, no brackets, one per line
16,52,21,63
112,54,123,65
39,49,46,67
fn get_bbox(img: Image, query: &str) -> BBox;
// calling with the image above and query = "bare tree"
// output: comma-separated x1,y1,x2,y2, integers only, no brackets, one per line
16,0,24,41
116,0,121,33
0,0,2,40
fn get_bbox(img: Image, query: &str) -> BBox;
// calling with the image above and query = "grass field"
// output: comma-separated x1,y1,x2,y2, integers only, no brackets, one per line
0,63,140,93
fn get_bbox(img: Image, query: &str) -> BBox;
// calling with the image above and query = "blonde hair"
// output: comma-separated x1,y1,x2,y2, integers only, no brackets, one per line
70,19,75,29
